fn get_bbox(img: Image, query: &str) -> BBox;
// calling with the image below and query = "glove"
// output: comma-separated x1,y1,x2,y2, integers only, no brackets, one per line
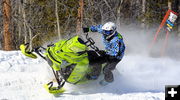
82,27,89,33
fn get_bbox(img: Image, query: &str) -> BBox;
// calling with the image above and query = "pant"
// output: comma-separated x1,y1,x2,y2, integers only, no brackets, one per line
103,57,120,82
87,50,106,79
87,50,120,82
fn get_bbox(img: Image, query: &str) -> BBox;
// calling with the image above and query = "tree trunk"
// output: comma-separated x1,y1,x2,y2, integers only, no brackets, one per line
76,0,84,35
28,27,33,51
18,0,22,46
173,0,179,37
116,0,123,29
100,9,104,24
22,0,28,44
55,0,61,39
2,0,13,50
168,0,172,10
141,0,146,28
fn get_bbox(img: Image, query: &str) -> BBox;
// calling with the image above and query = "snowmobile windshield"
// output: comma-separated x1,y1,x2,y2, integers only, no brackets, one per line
61,36,87,53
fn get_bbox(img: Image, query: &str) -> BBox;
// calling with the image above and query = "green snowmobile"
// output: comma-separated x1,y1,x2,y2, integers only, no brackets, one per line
20,33,106,94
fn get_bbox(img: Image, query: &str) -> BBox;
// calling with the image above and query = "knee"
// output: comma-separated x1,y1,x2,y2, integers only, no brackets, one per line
103,64,116,73
103,66,110,74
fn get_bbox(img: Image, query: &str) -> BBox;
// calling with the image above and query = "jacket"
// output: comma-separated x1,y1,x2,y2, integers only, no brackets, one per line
89,25,125,60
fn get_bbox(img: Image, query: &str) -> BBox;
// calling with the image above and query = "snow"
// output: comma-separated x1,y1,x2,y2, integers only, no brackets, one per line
1,28,180,99
2,50,180,100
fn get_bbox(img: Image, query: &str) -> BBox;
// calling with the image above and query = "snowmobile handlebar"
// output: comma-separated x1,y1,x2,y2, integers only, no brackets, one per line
84,32,100,56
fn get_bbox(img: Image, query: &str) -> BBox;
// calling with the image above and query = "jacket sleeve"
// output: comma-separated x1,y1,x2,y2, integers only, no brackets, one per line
89,24,103,34
119,39,125,53
118,39,125,59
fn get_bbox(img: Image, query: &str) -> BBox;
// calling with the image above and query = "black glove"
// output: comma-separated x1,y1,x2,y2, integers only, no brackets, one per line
83,27,89,33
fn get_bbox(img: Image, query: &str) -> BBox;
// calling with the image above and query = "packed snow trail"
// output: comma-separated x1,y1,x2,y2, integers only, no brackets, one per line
1,50,180,100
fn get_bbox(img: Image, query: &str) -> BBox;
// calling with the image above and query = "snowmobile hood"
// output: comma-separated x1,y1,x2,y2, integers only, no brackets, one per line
45,36,90,84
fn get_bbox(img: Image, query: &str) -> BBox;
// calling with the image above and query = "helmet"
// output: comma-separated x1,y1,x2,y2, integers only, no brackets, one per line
102,22,117,40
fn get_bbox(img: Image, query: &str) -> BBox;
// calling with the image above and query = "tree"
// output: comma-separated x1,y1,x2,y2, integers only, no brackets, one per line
76,0,84,34
168,0,172,10
177,1,180,36
2,0,13,50
141,0,146,28
116,0,123,28
55,0,61,39
172,0,179,36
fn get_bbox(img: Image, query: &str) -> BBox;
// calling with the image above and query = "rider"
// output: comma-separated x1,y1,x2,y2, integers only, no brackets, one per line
83,22,126,85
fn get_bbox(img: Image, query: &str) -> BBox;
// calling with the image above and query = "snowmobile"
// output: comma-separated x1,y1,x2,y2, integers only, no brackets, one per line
20,33,106,94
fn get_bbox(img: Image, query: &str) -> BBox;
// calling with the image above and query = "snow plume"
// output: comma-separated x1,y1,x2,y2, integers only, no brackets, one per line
85,24,180,92
118,24,180,59
113,24,180,92
63,24,180,92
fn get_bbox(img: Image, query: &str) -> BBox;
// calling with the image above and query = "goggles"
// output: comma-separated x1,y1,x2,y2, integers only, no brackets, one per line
103,30,114,35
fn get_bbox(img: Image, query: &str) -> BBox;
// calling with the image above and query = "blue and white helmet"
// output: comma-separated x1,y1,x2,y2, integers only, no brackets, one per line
102,22,117,39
